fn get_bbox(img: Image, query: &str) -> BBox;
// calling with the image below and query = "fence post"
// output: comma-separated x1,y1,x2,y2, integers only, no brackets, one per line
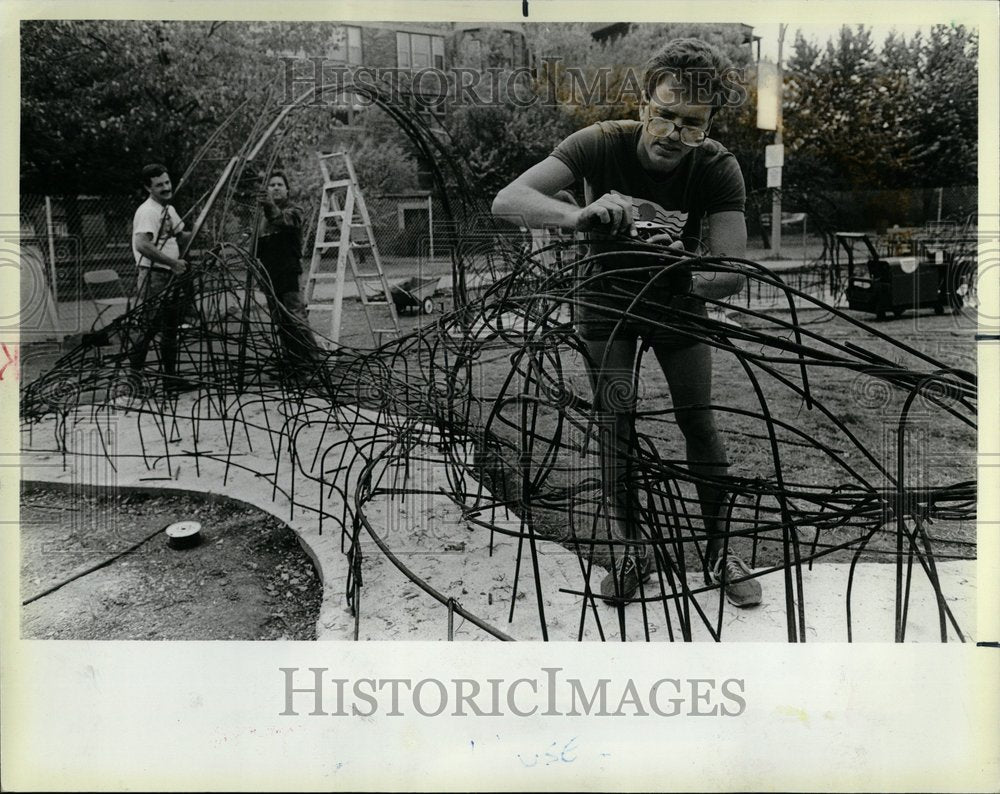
43,195,59,303
427,193,434,261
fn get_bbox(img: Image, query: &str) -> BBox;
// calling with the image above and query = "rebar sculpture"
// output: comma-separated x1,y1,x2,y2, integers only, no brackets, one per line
20,76,977,642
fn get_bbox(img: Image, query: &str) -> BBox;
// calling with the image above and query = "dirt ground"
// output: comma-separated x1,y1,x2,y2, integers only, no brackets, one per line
20,484,322,640
461,306,978,570
16,284,452,641
18,287,977,639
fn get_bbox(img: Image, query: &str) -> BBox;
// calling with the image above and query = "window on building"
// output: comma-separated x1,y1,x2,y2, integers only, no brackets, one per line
330,25,362,64
347,27,362,64
397,32,446,70
396,32,410,68
412,34,431,68
415,156,434,190
502,31,524,68
463,38,483,69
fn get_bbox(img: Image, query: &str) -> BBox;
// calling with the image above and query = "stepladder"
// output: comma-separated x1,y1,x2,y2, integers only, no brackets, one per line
304,151,400,348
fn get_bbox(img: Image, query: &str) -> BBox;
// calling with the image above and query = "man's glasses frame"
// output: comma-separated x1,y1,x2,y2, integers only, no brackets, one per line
644,106,712,148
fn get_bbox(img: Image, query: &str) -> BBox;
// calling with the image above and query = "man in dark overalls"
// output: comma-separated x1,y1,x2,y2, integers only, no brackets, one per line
255,171,319,375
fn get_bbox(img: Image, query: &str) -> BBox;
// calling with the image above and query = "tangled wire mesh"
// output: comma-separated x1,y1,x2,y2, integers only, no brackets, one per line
20,74,977,642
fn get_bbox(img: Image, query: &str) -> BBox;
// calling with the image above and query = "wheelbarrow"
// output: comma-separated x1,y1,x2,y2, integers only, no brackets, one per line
390,275,441,315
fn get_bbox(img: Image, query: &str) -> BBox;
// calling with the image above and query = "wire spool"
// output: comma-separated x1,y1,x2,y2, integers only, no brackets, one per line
165,520,203,550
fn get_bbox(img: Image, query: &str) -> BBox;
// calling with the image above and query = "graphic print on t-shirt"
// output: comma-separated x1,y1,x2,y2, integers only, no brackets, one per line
631,198,687,242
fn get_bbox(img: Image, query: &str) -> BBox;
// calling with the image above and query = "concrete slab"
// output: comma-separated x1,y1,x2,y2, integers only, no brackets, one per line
20,390,975,643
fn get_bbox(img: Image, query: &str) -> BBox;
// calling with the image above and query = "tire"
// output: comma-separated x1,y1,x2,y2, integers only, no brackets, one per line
934,302,944,316
422,297,434,315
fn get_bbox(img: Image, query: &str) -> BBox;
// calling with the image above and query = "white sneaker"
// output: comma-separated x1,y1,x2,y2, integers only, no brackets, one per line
709,555,762,608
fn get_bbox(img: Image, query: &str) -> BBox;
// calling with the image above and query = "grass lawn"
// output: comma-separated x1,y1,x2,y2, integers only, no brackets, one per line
446,305,976,572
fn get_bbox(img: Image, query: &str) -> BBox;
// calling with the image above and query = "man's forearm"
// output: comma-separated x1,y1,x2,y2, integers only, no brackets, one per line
691,271,745,300
135,239,182,268
492,184,579,230
697,211,747,299
262,202,300,229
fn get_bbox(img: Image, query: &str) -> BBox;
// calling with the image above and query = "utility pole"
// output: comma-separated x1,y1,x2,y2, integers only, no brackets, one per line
770,24,787,258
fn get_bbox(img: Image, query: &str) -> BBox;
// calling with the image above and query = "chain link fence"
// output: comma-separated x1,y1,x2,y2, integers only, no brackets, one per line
740,185,977,310
22,184,978,316
18,190,452,302
21,195,139,303
746,185,977,259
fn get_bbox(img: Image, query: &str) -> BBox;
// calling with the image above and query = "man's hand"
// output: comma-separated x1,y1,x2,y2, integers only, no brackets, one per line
574,191,637,237
645,234,686,251
258,190,282,221
171,259,188,276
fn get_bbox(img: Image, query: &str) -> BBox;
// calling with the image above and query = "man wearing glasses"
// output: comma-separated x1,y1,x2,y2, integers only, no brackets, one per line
492,38,762,608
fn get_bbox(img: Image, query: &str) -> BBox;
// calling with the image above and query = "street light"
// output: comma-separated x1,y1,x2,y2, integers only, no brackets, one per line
756,24,787,258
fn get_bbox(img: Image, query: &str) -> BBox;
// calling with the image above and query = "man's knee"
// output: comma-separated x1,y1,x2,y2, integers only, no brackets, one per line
282,293,311,325
592,373,637,413
674,406,718,441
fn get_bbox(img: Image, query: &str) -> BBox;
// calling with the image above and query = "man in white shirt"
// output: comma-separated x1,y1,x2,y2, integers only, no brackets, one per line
126,163,194,394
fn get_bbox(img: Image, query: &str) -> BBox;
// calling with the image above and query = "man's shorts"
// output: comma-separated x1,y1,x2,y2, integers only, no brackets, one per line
572,263,707,346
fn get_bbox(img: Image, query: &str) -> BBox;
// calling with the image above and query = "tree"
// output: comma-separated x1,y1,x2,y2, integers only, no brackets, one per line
907,25,977,187
19,20,350,196
783,26,889,189
21,20,978,212
446,102,578,197
782,24,977,192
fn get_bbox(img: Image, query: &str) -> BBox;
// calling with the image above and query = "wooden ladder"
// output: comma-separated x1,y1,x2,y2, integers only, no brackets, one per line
304,151,399,347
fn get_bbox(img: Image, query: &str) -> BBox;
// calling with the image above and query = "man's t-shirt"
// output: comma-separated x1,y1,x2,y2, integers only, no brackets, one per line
132,196,184,271
550,119,745,253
